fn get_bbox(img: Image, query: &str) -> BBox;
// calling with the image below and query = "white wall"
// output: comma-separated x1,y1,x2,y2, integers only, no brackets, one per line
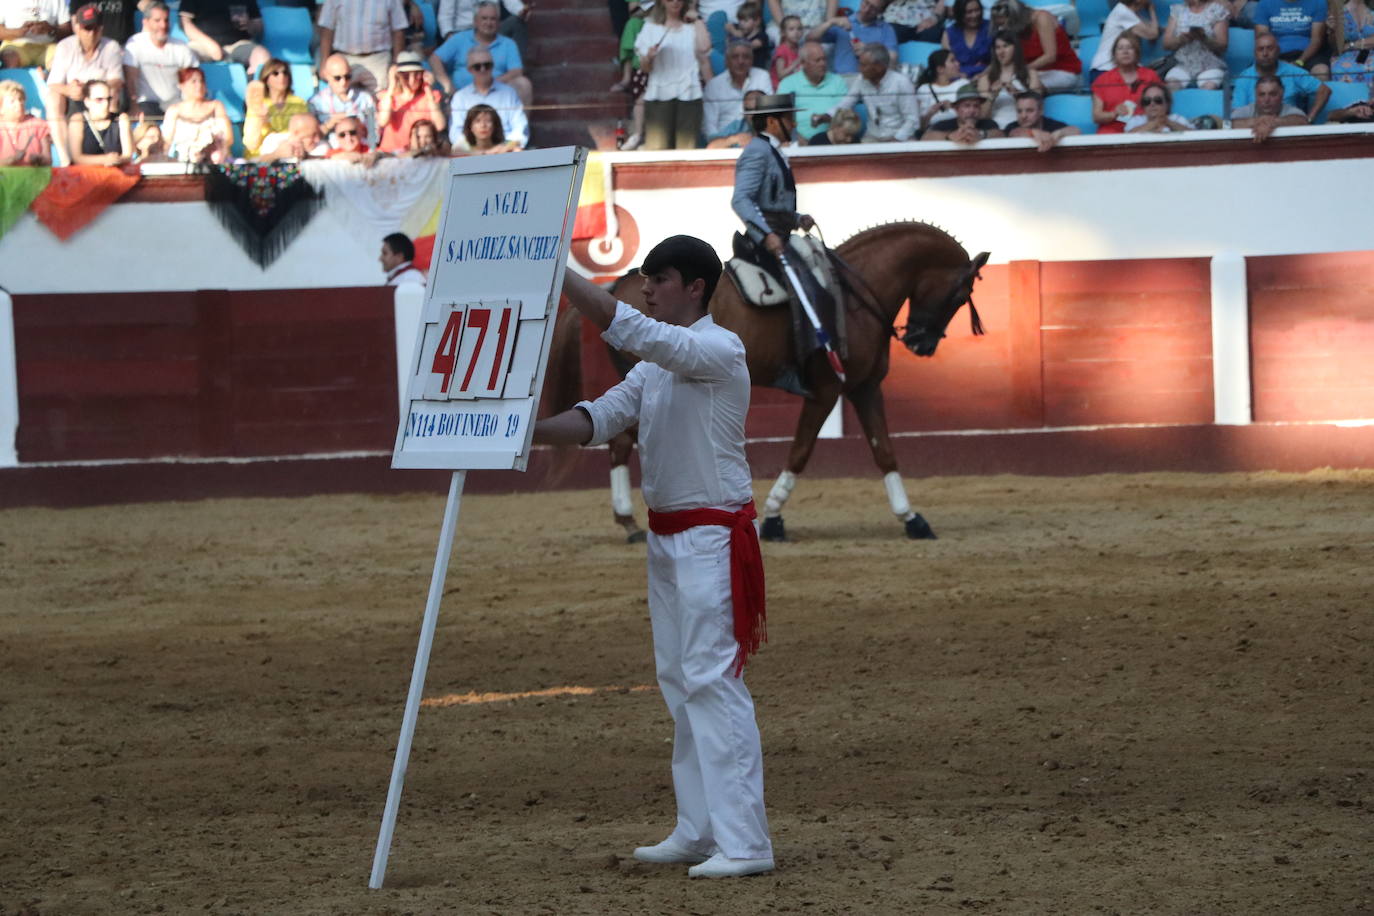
3,127,1371,295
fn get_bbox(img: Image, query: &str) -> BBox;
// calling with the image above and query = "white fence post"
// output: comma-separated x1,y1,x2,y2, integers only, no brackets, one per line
1210,251,1252,425
0,290,17,467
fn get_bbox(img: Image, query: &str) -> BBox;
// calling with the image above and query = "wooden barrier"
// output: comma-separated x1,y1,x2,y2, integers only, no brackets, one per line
10,252,1374,468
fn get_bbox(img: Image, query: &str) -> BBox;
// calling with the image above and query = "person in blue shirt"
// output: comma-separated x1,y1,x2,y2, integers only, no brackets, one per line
1255,0,1330,77
1232,30,1331,117
804,0,898,76
427,0,532,103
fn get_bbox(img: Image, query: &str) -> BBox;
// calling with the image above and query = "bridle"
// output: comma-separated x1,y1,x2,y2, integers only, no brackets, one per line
821,228,987,351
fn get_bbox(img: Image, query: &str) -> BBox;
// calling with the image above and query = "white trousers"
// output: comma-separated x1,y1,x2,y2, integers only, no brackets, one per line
646,525,772,860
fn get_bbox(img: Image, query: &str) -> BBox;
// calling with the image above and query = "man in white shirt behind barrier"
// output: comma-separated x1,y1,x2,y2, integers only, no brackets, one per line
534,236,774,879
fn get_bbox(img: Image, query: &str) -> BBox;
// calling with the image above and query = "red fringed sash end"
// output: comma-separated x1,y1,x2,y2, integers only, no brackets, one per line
647,500,767,677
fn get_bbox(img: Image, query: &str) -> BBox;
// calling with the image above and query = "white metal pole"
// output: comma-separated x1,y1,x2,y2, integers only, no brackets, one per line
369,469,466,889
1210,251,1252,425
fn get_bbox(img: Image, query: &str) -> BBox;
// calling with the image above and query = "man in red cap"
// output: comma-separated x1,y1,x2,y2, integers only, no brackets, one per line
47,4,125,122
535,239,775,879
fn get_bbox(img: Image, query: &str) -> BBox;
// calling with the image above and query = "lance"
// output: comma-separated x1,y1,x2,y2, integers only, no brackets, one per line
777,251,845,384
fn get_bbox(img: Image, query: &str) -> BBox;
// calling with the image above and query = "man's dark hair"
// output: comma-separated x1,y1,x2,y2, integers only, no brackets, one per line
640,235,722,306
383,232,415,262
1013,90,1043,105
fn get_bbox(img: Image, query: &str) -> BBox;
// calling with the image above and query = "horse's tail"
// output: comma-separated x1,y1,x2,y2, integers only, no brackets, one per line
540,300,584,417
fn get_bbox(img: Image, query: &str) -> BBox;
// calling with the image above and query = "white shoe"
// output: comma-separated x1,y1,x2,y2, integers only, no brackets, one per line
620,132,642,151
687,852,775,878
632,839,711,864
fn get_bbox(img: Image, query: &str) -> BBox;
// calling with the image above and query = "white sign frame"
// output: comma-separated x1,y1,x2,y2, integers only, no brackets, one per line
392,146,588,472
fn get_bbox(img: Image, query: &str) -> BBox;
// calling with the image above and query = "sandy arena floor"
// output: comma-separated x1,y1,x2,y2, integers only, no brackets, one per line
2,471,1372,915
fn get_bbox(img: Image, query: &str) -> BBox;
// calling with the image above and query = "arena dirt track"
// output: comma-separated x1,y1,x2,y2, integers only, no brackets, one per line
2,471,1372,916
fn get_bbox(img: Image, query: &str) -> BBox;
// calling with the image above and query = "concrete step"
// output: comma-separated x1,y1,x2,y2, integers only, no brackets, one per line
532,7,613,36
530,61,622,98
531,116,622,151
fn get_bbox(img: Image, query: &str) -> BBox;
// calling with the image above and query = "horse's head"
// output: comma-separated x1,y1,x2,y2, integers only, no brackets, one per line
900,250,990,357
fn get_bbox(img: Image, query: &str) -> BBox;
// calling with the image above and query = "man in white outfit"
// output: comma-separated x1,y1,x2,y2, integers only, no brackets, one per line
534,236,773,879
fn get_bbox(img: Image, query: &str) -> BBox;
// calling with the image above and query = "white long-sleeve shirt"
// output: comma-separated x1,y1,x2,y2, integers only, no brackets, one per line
835,68,919,141
578,302,753,513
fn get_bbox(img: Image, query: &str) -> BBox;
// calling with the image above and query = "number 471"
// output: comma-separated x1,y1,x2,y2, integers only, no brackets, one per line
427,303,516,399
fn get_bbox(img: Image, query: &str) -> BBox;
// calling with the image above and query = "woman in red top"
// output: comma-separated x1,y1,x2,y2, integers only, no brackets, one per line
992,0,1081,93
378,56,448,153
1091,32,1162,134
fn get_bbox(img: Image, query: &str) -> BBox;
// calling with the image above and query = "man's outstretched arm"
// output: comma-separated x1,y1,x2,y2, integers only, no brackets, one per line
533,406,593,445
562,268,618,331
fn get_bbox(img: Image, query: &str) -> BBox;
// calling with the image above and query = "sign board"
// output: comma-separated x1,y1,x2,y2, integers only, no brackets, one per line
392,147,587,471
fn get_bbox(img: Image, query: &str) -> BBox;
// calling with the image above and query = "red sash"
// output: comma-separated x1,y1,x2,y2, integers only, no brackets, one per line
647,500,767,677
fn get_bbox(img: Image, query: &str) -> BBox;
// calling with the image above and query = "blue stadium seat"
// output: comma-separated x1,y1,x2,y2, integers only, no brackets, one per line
1076,0,1111,35
897,40,942,68
1077,34,1100,85
707,10,728,54
201,60,247,121
1317,80,1370,123
1044,92,1097,133
289,62,317,96
262,6,314,63
1224,26,1254,76
416,0,437,49
0,67,47,117
1171,87,1223,120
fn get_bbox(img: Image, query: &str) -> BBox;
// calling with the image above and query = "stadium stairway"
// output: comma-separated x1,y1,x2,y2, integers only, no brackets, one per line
525,0,625,149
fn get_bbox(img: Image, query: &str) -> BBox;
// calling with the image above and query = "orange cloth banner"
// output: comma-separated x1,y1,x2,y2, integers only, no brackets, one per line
30,166,141,241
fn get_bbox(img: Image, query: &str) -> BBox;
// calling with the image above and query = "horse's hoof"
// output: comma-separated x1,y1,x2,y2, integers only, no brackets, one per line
760,516,787,542
626,530,647,545
905,514,937,540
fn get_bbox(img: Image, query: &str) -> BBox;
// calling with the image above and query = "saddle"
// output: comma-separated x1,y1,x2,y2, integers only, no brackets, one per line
725,232,847,360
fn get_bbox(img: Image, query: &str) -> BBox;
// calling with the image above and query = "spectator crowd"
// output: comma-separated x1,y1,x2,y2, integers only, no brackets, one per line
0,0,531,165
2,0,1373,168
601,0,1374,150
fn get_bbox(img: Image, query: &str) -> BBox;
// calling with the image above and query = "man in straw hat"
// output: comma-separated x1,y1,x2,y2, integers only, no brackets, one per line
730,90,830,396
535,239,775,879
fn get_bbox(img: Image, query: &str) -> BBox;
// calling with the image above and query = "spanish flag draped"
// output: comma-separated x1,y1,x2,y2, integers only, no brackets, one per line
412,151,608,272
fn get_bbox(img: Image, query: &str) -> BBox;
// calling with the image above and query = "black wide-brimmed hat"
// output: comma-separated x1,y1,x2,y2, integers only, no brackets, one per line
749,93,800,116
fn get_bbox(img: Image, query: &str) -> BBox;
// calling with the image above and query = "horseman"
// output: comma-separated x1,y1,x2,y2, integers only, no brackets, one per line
730,92,831,396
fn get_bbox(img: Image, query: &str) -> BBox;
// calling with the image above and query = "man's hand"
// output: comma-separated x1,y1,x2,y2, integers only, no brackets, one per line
1251,115,1278,143
764,232,785,255
812,112,830,127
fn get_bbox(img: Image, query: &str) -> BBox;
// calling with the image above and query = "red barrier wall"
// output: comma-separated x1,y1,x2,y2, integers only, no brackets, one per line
14,287,395,462
11,252,1374,467
1248,251,1374,423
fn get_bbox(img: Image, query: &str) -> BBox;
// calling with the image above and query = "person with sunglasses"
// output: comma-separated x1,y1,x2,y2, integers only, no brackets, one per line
66,78,132,165
1091,31,1162,133
447,45,527,149
429,0,532,104
310,52,380,147
1123,82,1194,131
244,58,309,157
324,114,384,163
47,4,125,124
378,49,448,150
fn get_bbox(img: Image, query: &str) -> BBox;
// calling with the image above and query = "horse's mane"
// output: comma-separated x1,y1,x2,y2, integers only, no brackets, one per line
836,220,967,258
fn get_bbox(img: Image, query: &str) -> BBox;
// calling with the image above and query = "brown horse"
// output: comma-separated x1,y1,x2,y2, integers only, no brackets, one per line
553,221,989,540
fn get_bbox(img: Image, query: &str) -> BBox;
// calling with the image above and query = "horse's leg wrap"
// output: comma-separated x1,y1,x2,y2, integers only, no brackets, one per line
763,470,797,518
884,471,916,522
610,465,634,518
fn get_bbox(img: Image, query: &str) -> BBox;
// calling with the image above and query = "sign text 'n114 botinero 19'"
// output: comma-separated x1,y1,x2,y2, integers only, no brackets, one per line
392,147,588,472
